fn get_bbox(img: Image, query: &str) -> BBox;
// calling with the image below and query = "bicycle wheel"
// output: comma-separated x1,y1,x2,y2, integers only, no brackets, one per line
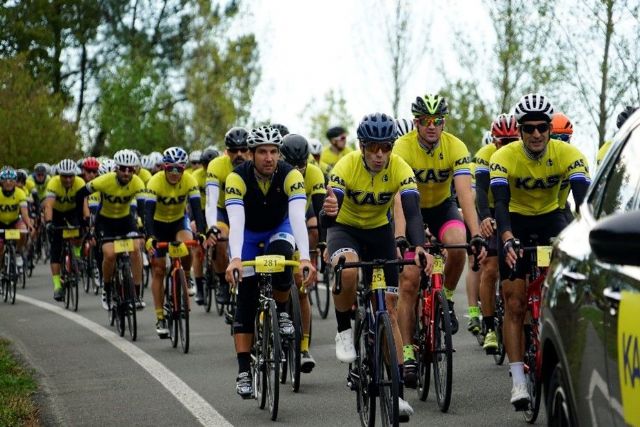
265,300,281,421
523,325,542,423
176,269,190,354
166,274,178,348
494,311,506,365
254,305,267,409
416,298,431,401
19,255,26,289
26,243,35,278
121,258,137,342
314,262,331,319
376,312,400,426
432,290,453,412
82,244,90,293
1,278,7,303
354,307,374,427
281,285,302,392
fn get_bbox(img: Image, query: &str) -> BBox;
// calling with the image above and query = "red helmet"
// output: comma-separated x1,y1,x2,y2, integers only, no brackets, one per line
82,157,100,170
551,112,573,135
491,113,518,138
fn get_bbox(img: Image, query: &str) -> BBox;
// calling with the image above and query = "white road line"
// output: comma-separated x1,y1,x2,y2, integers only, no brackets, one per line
16,294,232,427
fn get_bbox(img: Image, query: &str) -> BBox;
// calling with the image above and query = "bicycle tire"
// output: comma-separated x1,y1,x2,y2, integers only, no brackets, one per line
265,300,281,421
352,306,374,427
315,261,331,319
523,325,542,423
204,267,213,313
121,258,137,341
1,279,6,303
26,244,35,278
494,314,506,365
254,304,267,409
82,243,91,293
72,256,79,312
432,290,453,412
165,273,178,348
376,312,400,426
175,268,190,353
282,285,302,392
8,252,17,304
416,296,431,401
19,255,26,289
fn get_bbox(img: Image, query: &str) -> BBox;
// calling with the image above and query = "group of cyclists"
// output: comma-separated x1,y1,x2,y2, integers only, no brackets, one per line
1,89,637,423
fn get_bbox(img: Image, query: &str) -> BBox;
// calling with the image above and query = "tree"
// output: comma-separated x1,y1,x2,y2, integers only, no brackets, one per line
0,56,79,167
301,89,355,143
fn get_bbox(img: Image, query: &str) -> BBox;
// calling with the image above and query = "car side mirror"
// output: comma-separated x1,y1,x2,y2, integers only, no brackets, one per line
589,210,640,266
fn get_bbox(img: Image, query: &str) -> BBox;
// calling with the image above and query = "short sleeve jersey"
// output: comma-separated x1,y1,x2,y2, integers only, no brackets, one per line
489,139,591,216
27,175,50,201
329,151,418,229
86,173,145,218
146,171,200,223
46,176,86,212
206,155,235,209
191,167,207,210
225,161,306,232
0,188,27,224
303,163,326,209
308,155,331,176
393,130,472,208
320,146,353,171
136,168,152,184
474,143,498,208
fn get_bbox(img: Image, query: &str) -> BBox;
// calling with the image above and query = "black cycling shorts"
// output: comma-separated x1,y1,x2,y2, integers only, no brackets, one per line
96,214,137,240
420,199,465,241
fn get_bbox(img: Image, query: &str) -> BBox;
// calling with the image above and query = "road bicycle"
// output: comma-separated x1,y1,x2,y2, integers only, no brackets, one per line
0,229,28,305
310,241,331,319
55,226,82,312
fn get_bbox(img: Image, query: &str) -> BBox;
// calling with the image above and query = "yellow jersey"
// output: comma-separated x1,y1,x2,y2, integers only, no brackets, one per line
474,143,498,208
596,140,613,164
489,139,590,216
86,172,145,219
46,176,86,212
329,151,418,229
320,146,353,171
206,155,235,209
136,168,152,184
308,155,331,176
27,175,50,201
0,187,27,224
303,163,326,209
146,171,200,222
191,167,207,210
393,130,472,208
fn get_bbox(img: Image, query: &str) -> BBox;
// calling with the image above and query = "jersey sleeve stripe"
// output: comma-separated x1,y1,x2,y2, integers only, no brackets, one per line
332,188,345,196
288,195,307,202
490,177,509,186
475,166,490,174
225,200,244,207
400,189,420,196
453,169,471,176
206,182,219,188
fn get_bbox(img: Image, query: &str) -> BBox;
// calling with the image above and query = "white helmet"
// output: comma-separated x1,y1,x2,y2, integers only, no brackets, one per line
101,159,116,173
395,118,415,136
113,149,139,167
513,93,554,123
148,151,164,167
57,159,78,176
482,130,493,146
189,150,202,163
308,138,323,156
141,155,153,171
247,126,282,148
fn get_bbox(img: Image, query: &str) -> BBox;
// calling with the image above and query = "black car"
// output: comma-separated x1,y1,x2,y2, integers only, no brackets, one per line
541,110,640,426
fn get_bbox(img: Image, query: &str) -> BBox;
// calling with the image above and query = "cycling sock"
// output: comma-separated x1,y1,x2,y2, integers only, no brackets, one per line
301,334,310,352
398,364,404,398
468,305,480,318
403,345,415,362
155,308,164,320
237,352,251,373
52,275,61,290
444,288,455,300
483,316,495,331
195,277,205,293
135,284,141,298
276,300,287,314
509,362,526,386
336,309,351,332
72,245,81,258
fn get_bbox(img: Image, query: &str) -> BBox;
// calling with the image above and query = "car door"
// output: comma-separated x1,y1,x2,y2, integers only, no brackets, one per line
588,127,640,426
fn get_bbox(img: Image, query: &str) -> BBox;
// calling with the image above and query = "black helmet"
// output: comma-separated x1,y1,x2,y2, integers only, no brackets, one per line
201,148,219,165
356,113,398,142
616,105,638,129
280,134,310,167
326,126,346,140
224,127,249,149
270,123,289,137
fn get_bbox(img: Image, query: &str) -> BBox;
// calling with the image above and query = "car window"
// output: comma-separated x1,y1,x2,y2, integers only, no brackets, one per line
590,129,640,219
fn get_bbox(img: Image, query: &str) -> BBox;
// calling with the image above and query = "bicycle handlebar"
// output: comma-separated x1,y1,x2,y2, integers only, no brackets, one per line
156,240,199,249
333,255,423,296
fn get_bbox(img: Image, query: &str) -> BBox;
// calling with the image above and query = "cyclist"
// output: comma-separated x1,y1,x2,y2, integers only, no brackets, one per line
27,163,50,210
190,147,218,305
322,113,434,418
0,167,33,275
75,150,147,309
144,147,206,338
320,126,352,172
393,94,486,385
44,159,86,301
474,113,519,354
307,138,330,176
489,93,590,409
205,127,251,306
186,150,202,175
597,105,638,164
280,133,327,372
146,152,165,175
222,126,316,399
395,118,415,136
80,157,101,184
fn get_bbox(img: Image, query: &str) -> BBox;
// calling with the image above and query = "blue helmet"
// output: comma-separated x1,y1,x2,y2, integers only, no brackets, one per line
356,113,398,143
162,147,188,165
0,166,17,181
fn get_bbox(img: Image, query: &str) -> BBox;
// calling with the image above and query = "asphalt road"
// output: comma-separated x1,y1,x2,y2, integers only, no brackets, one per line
0,263,546,426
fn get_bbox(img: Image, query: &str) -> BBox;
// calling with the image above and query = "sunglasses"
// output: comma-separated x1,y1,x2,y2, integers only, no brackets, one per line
497,137,519,144
228,148,248,154
364,142,393,153
551,133,571,142
165,164,185,173
520,123,550,134
333,135,347,142
118,166,135,173
83,168,98,174
417,116,445,127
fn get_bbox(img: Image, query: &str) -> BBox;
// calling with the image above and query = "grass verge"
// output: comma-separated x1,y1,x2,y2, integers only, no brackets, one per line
0,338,39,426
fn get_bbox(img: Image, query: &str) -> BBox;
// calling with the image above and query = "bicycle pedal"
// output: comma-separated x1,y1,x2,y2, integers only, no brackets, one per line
399,414,410,423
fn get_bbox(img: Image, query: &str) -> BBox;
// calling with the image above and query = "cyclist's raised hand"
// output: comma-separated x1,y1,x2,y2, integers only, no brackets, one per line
322,185,338,217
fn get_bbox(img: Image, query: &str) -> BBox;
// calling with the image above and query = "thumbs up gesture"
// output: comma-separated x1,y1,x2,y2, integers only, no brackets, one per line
323,185,339,217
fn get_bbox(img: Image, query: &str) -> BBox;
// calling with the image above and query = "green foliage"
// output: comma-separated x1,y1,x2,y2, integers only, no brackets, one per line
301,89,355,142
97,56,185,155
0,55,79,168
440,80,493,155
0,339,38,426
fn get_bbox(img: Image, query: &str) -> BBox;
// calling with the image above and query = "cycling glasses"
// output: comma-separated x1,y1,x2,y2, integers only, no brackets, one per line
228,148,248,154
551,133,571,142
363,141,393,153
83,168,98,174
332,135,347,142
165,164,185,173
118,166,135,173
520,123,550,134
417,116,445,127
497,137,519,145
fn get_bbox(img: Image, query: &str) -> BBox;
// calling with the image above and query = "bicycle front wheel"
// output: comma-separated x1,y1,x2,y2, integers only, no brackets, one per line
432,290,453,412
494,307,506,365
416,298,431,401
165,274,178,348
282,285,302,392
376,312,399,427
175,269,190,353
254,305,267,409
315,262,331,319
354,307,374,427
523,324,542,423
265,300,281,421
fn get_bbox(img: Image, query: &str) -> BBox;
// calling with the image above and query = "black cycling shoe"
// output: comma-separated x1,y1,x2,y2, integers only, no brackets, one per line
404,359,418,389
216,282,231,305
448,300,459,335
236,371,253,399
